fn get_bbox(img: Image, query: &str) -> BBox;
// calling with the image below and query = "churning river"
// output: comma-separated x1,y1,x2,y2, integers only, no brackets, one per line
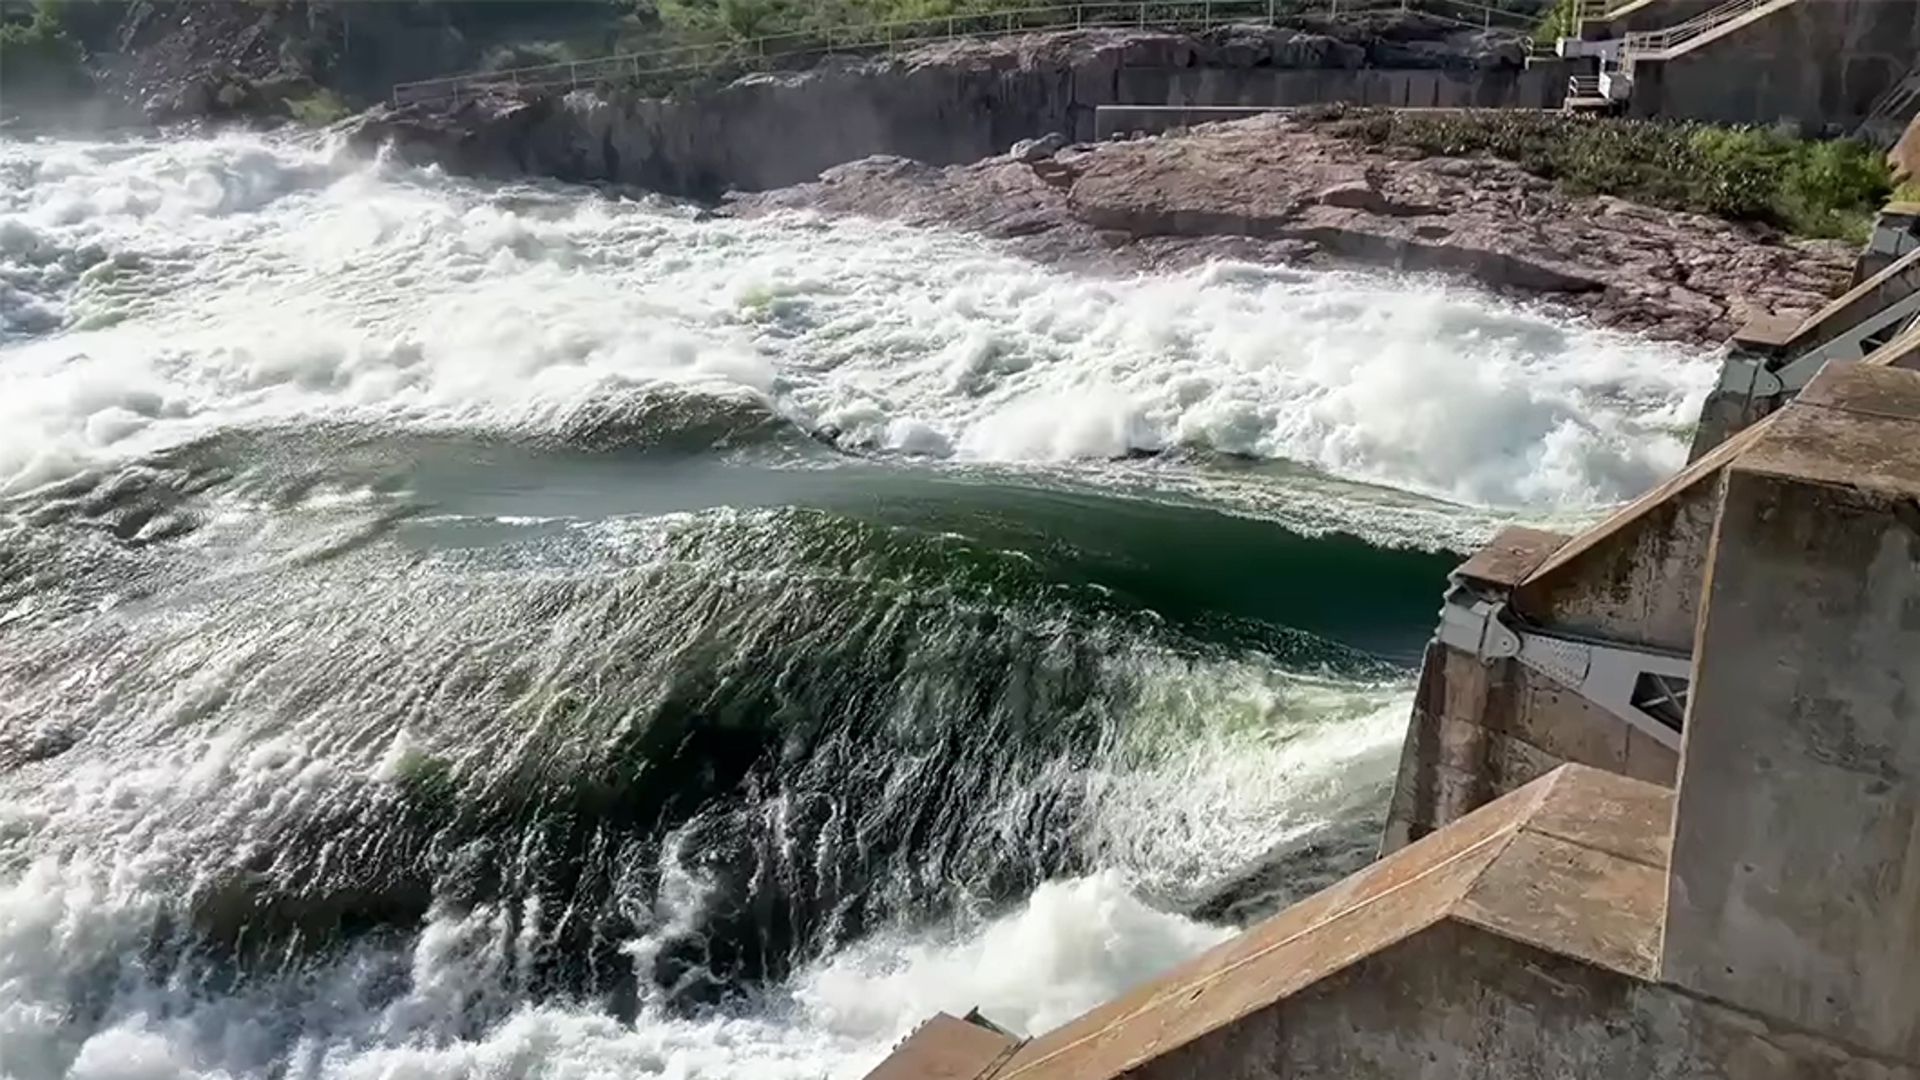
0,130,1711,1079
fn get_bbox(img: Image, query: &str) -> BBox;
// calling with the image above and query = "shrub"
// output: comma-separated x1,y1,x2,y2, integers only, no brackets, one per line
1330,110,1892,242
0,2,93,113
1530,0,1575,46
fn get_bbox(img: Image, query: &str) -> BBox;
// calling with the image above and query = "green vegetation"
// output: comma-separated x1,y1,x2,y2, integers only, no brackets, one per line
652,0,1242,51
0,0,93,113
1328,109,1893,242
285,87,350,126
1530,0,1575,45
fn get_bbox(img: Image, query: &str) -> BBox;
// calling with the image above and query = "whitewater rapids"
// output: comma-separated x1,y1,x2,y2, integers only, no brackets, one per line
0,130,1713,1080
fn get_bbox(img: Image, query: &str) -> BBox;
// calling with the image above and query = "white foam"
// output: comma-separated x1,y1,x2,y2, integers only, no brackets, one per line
0,582,1410,1079
1,131,1710,510
0,857,1230,1080
797,871,1233,1047
0,126,1693,1078
1089,671,1411,894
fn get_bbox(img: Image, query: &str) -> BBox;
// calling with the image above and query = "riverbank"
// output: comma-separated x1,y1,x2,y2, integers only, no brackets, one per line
724,111,1853,345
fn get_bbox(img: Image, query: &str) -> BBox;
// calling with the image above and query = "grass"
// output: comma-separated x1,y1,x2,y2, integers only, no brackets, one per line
1325,109,1893,242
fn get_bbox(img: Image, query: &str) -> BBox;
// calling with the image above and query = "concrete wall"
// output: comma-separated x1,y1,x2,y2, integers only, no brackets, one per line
1628,0,1920,132
1115,64,1566,113
1127,925,1918,1080
1381,524,1684,853
1583,0,1727,37
571,58,1565,197
1512,483,1719,654
1665,364,1920,1061
1383,638,1678,851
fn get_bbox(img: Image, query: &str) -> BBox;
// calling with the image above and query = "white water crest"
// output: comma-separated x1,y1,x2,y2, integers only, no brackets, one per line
1,131,1711,511
0,128,1705,1079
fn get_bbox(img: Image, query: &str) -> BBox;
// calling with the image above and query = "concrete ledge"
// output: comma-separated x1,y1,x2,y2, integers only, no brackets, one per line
1729,311,1802,358
868,1014,1021,1080
1453,525,1570,588
913,766,1672,1080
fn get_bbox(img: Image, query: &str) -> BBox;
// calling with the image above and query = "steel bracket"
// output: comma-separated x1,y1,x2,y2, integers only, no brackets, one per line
1433,583,1689,751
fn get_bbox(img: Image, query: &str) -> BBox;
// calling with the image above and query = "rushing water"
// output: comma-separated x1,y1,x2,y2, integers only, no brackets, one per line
0,131,1714,1079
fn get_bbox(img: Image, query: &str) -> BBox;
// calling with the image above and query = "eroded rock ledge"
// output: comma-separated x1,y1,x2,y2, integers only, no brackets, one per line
724,114,1852,345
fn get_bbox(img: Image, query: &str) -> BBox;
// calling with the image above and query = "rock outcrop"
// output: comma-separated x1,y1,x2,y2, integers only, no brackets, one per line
727,114,1852,345
345,18,1557,199
337,22,1844,346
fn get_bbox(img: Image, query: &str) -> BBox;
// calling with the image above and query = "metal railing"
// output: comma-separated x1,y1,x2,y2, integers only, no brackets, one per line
1859,68,1920,149
1620,0,1792,60
390,0,1537,107
1567,74,1601,97
1532,0,1647,44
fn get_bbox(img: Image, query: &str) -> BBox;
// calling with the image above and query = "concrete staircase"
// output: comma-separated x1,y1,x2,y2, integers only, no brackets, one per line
1617,0,1797,68
1552,0,1801,114
1860,66,1920,149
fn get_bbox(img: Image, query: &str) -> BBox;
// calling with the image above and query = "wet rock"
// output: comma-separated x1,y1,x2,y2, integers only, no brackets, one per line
1316,180,1388,213
1010,132,1067,163
729,113,1851,346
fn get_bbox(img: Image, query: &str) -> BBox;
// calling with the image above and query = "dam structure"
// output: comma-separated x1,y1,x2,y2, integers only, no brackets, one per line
850,6,1920,1077
850,25,1920,1057
863,330,1920,1079
1550,0,1920,133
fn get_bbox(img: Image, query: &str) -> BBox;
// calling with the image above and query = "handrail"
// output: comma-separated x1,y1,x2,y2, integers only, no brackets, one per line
1859,67,1920,149
389,0,1536,106
1619,0,1783,58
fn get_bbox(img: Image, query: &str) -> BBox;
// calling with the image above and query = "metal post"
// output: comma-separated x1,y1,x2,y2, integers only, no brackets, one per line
1137,1,1145,26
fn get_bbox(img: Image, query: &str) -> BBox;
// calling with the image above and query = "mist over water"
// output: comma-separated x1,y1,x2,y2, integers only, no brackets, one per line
0,129,1711,1079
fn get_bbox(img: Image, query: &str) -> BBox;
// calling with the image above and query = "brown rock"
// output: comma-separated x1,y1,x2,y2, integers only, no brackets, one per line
730,114,1850,346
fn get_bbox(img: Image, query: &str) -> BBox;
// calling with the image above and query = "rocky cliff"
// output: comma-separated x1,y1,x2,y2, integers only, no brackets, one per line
1,0,628,128
334,22,1846,345
346,17,1549,199
723,113,1850,344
